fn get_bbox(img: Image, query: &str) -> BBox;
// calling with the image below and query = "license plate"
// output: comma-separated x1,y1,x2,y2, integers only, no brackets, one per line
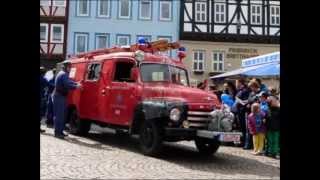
219,134,240,143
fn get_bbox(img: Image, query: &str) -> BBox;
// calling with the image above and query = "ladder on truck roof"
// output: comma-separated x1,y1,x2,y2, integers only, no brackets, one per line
71,39,181,59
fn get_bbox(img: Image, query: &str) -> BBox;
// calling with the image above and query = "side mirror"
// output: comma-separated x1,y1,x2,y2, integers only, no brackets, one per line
130,67,140,82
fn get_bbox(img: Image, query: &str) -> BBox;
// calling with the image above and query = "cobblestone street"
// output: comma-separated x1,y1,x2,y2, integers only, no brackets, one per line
40,124,280,179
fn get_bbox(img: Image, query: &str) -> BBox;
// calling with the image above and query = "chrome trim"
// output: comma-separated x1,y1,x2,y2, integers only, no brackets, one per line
187,117,211,121
188,111,211,115
196,130,243,139
189,122,207,127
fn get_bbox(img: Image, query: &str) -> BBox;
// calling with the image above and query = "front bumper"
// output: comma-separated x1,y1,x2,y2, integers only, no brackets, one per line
164,128,242,142
165,128,196,138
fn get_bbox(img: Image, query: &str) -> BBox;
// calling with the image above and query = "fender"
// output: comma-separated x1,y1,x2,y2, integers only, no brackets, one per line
130,99,188,134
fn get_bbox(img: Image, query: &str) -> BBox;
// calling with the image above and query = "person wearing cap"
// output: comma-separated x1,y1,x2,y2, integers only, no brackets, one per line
40,66,48,133
52,60,82,139
46,68,56,127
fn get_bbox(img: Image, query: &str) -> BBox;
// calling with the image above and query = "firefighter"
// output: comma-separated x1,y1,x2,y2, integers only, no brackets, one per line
46,68,56,128
52,60,82,139
40,66,48,133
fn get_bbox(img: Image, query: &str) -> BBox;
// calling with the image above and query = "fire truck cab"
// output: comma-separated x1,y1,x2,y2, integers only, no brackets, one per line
65,40,241,156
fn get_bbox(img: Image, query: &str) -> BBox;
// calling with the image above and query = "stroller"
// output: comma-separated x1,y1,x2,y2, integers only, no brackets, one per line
211,94,241,146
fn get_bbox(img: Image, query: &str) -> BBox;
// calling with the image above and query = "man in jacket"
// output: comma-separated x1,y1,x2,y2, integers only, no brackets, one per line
53,60,82,139
255,78,268,93
40,66,48,133
234,79,251,148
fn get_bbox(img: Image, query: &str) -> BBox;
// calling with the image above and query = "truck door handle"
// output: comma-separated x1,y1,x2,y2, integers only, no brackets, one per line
101,89,106,95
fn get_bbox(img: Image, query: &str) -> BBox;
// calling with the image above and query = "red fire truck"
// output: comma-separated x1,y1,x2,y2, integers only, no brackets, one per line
64,39,241,156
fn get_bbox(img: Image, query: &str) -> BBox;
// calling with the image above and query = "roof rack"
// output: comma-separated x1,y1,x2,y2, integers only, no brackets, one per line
71,39,181,59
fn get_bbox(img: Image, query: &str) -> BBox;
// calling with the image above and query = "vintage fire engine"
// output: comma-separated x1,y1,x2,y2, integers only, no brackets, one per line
64,39,241,156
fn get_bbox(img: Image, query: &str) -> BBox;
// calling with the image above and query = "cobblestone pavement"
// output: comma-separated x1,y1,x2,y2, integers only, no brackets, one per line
40,124,280,179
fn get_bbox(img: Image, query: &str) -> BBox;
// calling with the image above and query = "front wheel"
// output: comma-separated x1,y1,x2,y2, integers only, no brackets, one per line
68,109,91,136
139,120,163,156
194,137,220,156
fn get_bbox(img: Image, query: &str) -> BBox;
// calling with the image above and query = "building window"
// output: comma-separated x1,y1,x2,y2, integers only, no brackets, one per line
139,0,152,20
159,1,172,21
40,0,51,6
75,33,88,54
195,1,206,22
117,35,130,46
77,0,89,16
157,36,172,57
251,5,262,25
193,50,205,72
40,23,48,43
137,35,152,43
53,0,66,7
212,52,224,72
51,24,64,43
119,0,131,19
95,34,109,49
214,3,225,23
270,6,280,25
97,0,110,17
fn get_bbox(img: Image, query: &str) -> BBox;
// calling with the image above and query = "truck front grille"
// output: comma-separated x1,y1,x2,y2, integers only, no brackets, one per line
187,111,211,129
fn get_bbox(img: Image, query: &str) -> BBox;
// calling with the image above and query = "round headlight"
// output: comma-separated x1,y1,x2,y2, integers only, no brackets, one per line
170,108,181,122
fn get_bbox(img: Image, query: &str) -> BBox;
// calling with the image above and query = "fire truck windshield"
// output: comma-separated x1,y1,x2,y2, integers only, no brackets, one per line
140,63,189,86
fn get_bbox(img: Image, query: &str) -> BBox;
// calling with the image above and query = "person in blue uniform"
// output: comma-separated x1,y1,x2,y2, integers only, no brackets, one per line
40,66,48,133
46,68,56,128
53,61,81,139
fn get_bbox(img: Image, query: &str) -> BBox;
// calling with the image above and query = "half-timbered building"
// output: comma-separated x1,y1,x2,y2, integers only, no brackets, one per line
179,0,280,86
40,0,69,68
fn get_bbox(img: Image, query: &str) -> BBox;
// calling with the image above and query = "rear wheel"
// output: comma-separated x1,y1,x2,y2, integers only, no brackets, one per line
139,120,163,156
68,109,91,136
194,137,220,156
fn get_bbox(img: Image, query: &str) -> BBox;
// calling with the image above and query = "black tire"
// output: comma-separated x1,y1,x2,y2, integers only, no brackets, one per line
115,129,129,137
194,137,220,156
139,120,163,156
68,108,91,136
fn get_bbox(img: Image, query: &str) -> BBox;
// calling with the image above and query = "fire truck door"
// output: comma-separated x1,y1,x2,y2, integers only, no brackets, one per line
98,60,114,123
79,62,102,120
108,60,138,126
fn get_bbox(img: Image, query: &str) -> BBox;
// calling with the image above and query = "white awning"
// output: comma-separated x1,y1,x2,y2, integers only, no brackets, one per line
211,52,280,79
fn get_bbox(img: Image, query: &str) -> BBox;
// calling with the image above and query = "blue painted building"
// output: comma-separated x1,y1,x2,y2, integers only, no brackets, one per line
67,0,180,57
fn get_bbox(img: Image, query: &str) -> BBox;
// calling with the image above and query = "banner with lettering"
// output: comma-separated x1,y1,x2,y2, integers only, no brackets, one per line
241,52,280,68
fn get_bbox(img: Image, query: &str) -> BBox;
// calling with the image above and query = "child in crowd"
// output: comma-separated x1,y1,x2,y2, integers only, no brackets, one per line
259,92,270,155
248,103,267,155
266,95,280,159
259,92,269,114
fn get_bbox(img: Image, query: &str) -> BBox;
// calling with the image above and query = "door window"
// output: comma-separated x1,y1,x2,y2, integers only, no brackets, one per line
113,61,135,82
86,63,101,81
